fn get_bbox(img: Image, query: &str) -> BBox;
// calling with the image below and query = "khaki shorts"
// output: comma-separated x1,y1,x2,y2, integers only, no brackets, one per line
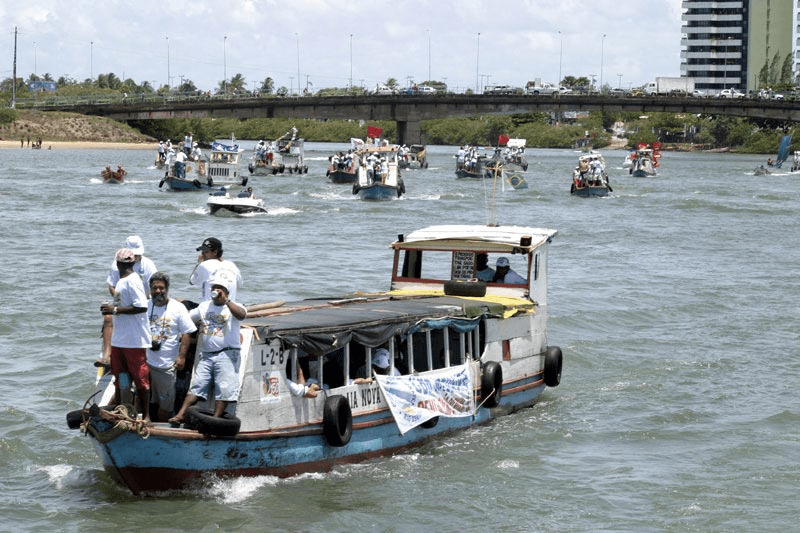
148,364,176,414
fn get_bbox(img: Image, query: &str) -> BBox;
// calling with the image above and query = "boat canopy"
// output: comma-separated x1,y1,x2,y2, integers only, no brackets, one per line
246,295,503,357
507,138,526,148
392,225,556,254
211,141,243,153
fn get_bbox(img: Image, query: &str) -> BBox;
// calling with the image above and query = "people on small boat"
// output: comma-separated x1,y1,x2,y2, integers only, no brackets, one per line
145,271,197,422
475,253,495,282
492,257,526,284
174,150,187,179
767,158,774,167
169,275,248,424
183,132,193,157
100,248,151,422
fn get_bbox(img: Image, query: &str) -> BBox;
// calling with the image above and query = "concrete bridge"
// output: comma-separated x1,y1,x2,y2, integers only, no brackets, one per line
34,94,800,145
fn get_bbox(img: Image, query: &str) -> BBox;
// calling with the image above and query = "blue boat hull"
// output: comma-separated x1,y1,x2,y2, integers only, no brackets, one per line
571,184,610,197
328,169,357,184
355,183,403,200
86,375,546,494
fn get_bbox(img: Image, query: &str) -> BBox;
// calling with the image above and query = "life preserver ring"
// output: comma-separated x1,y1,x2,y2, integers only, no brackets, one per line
481,361,503,408
185,406,241,437
543,346,563,387
323,395,352,447
444,279,486,297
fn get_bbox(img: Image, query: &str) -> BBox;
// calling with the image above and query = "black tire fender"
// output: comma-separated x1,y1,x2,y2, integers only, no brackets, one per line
192,179,202,189
421,416,439,429
66,409,85,429
185,406,241,437
481,361,503,408
158,177,166,188
352,184,360,195
444,279,486,297
543,346,563,387
241,176,248,187
207,177,214,187
323,395,352,447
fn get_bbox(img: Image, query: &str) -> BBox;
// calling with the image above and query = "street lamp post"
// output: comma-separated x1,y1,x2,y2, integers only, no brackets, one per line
223,36,227,96
476,32,480,93
90,41,93,81
427,29,431,82
557,31,562,91
349,34,353,89
166,37,170,91
600,34,606,94
617,74,622,89
295,33,300,95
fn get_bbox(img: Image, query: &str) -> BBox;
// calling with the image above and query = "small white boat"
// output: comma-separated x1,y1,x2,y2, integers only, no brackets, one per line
353,145,405,199
499,138,529,171
571,152,612,197
248,128,308,175
206,187,267,216
629,143,661,177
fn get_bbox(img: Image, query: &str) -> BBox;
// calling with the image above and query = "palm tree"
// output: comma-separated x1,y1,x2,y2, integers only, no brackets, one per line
259,77,274,95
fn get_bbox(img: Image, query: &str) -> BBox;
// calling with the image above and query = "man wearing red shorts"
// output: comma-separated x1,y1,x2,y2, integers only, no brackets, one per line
101,249,151,421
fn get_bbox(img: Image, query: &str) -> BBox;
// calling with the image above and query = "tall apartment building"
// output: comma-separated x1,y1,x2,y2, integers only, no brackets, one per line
681,0,794,94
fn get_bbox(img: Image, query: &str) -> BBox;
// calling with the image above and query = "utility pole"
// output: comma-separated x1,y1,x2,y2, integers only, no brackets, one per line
12,27,17,108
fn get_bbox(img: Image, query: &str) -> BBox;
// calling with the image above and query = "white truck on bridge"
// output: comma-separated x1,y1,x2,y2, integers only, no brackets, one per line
526,80,558,95
644,77,695,96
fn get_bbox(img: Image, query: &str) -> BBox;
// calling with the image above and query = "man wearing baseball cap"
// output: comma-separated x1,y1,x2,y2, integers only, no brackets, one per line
170,274,247,425
98,236,158,367
492,256,526,284
189,237,243,301
101,249,151,421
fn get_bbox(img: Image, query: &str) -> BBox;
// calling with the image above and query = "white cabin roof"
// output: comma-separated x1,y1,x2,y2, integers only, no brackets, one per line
392,225,556,253
507,138,526,148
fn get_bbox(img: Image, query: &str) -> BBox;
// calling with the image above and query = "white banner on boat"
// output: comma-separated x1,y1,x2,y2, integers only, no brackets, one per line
375,363,475,435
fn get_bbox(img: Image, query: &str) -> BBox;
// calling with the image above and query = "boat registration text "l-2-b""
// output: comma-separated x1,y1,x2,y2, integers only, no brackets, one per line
254,341,286,371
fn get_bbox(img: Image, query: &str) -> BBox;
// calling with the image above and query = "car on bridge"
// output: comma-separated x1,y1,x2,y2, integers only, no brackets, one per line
718,88,745,99
484,85,523,95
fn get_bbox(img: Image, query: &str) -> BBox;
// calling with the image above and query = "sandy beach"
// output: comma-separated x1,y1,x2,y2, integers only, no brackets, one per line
0,140,152,150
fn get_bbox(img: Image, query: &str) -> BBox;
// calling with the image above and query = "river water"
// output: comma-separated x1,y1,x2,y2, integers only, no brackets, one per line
1,143,798,532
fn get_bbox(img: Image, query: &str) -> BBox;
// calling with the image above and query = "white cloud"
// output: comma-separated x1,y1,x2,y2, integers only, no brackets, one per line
2,0,684,91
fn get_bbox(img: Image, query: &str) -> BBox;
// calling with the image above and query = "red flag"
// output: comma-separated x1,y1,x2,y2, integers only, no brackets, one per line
498,134,510,146
367,125,383,139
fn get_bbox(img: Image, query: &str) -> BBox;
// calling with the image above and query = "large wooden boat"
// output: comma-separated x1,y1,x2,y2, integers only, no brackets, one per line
70,224,562,494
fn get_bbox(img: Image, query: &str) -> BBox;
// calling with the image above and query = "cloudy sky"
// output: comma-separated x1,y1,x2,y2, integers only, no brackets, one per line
2,0,684,93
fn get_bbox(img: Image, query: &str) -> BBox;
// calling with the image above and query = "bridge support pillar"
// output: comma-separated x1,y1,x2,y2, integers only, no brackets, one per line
396,120,422,145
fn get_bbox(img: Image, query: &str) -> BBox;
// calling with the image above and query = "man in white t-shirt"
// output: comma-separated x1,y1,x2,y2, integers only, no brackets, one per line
146,271,197,421
189,237,243,301
170,275,247,425
101,248,151,421
98,235,157,367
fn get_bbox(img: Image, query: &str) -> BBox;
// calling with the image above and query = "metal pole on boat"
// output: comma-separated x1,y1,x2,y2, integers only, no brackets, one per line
557,30,562,90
